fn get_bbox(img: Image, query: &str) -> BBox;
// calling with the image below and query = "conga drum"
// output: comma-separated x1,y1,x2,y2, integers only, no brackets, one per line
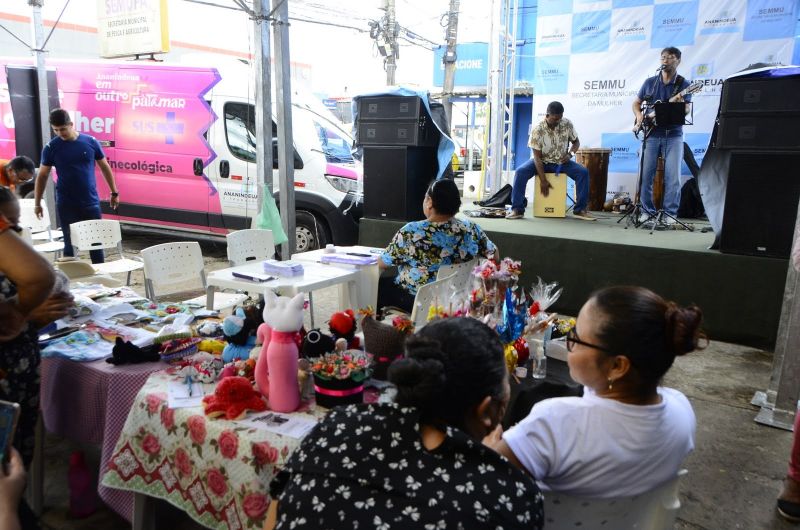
575,148,611,211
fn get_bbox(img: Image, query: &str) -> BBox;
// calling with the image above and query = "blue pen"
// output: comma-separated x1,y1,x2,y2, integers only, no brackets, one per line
185,374,193,397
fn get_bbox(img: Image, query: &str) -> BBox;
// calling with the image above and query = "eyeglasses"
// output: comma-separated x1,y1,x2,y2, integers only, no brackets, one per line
566,327,610,353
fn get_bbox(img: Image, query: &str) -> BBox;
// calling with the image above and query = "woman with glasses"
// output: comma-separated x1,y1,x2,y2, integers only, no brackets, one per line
377,178,496,312
486,285,703,498
266,318,544,529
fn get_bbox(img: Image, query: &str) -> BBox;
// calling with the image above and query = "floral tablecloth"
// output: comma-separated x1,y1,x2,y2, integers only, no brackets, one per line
101,371,327,530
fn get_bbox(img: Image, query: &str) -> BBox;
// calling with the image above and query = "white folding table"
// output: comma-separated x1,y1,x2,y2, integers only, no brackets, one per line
205,261,361,327
291,245,382,312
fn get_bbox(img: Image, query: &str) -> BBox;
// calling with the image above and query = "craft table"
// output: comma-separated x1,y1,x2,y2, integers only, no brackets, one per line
36,356,169,521
101,371,327,530
291,245,382,311
205,261,361,326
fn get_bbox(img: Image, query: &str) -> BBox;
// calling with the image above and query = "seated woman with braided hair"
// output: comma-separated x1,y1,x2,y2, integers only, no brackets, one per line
486,285,704,498
265,317,543,530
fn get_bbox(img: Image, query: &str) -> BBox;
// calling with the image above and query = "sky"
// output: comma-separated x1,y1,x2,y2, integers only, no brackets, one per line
1,0,493,96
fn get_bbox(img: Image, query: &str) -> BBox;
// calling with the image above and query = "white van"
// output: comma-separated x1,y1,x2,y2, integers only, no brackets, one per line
0,56,362,251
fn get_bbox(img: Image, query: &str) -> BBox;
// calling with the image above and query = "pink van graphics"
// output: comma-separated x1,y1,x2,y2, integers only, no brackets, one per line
0,58,363,251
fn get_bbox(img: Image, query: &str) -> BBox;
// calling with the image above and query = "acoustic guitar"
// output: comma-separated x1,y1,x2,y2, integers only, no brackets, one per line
634,80,703,136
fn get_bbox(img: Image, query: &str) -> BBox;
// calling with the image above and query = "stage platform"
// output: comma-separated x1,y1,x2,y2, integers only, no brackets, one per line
359,209,788,350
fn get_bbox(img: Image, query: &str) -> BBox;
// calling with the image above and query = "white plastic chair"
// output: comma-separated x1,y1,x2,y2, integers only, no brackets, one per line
18,199,64,256
542,469,688,530
69,220,144,285
435,257,478,286
226,229,275,266
140,241,247,311
410,272,458,330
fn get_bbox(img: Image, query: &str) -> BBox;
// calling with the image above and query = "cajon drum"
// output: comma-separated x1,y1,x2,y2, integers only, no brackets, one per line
533,172,567,218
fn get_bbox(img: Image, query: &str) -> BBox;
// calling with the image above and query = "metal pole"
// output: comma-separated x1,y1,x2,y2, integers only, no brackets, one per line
273,0,296,257
253,0,274,227
441,0,460,128
385,0,396,86
29,0,56,227
754,199,800,431
486,0,505,195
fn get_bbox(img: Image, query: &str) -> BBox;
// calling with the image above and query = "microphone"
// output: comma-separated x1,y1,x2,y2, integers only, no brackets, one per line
656,65,666,72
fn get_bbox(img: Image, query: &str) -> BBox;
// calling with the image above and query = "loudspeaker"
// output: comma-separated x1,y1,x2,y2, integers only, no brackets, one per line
357,96,424,120
356,118,438,147
720,151,800,258
721,77,800,114
363,146,438,221
716,114,800,151
6,66,60,166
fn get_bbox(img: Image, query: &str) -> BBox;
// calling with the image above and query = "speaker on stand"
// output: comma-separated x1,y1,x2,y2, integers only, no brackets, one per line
355,95,443,222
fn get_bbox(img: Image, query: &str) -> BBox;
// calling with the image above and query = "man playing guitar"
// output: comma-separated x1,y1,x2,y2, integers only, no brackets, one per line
631,47,695,226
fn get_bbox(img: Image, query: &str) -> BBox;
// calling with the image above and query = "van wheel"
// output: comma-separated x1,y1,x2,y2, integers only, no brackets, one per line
295,211,328,253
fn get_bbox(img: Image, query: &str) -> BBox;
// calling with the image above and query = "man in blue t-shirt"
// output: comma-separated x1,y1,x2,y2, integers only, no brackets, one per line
631,47,691,225
33,109,119,263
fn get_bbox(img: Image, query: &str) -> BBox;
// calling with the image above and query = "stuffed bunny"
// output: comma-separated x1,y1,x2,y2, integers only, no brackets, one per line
254,290,305,412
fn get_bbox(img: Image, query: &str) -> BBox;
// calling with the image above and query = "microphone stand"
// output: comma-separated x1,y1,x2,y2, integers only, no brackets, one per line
618,113,652,229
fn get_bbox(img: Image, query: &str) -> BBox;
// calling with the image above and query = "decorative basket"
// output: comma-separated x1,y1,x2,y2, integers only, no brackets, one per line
361,315,407,380
313,375,364,409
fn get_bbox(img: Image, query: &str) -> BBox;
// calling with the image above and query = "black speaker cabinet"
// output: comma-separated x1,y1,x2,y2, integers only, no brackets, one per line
721,76,800,114
363,146,438,221
357,118,438,147
720,152,800,258
716,114,800,151
357,96,424,120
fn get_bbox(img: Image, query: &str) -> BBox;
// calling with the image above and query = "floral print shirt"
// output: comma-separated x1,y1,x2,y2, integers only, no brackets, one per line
528,118,578,164
381,218,496,294
269,403,543,529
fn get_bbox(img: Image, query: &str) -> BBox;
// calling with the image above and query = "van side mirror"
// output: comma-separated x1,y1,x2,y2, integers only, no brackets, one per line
192,158,204,176
219,159,230,178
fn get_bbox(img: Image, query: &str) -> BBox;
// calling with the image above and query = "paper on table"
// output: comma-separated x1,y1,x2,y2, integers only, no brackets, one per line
238,412,318,439
167,380,206,409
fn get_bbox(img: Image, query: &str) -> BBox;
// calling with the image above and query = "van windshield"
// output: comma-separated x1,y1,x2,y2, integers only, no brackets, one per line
313,118,353,164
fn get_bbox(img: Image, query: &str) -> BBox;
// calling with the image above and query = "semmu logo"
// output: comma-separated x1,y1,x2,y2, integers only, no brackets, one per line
584,79,627,90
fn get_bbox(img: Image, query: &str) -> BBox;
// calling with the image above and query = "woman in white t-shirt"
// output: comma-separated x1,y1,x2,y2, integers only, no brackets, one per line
486,285,704,498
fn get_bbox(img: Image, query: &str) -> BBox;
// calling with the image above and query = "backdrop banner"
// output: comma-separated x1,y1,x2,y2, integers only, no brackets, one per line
532,0,797,198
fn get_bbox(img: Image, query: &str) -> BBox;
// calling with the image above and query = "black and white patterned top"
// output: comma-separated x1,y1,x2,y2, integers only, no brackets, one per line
269,402,543,529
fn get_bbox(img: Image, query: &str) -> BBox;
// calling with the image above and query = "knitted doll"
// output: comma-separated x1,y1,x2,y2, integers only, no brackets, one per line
328,309,361,350
255,291,305,412
222,308,257,363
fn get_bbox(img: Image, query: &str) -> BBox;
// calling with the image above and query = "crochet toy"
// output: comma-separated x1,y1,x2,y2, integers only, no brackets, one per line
222,308,257,363
255,291,305,412
202,376,267,420
198,339,226,356
300,328,336,358
106,337,160,365
159,337,202,364
328,309,361,349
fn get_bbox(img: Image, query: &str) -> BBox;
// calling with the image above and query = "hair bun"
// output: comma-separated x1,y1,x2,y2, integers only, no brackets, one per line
388,336,447,407
665,303,705,356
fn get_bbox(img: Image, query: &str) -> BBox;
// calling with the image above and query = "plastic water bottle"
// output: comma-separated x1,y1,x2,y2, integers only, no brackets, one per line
68,451,97,518
531,338,547,379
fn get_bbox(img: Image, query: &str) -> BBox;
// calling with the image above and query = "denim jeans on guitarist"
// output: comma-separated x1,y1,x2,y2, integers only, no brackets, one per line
640,129,683,216
510,158,590,214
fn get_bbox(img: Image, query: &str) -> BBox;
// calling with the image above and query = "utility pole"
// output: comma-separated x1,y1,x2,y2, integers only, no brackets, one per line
384,0,397,85
273,0,296,257
29,0,56,227
253,0,273,197
441,0,460,129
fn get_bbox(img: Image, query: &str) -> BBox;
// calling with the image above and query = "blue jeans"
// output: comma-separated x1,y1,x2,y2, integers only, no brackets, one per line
57,202,105,263
640,131,683,216
510,158,589,213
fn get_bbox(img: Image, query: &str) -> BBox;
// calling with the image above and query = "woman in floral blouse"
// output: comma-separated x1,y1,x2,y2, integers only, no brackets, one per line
378,178,496,312
266,317,543,529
